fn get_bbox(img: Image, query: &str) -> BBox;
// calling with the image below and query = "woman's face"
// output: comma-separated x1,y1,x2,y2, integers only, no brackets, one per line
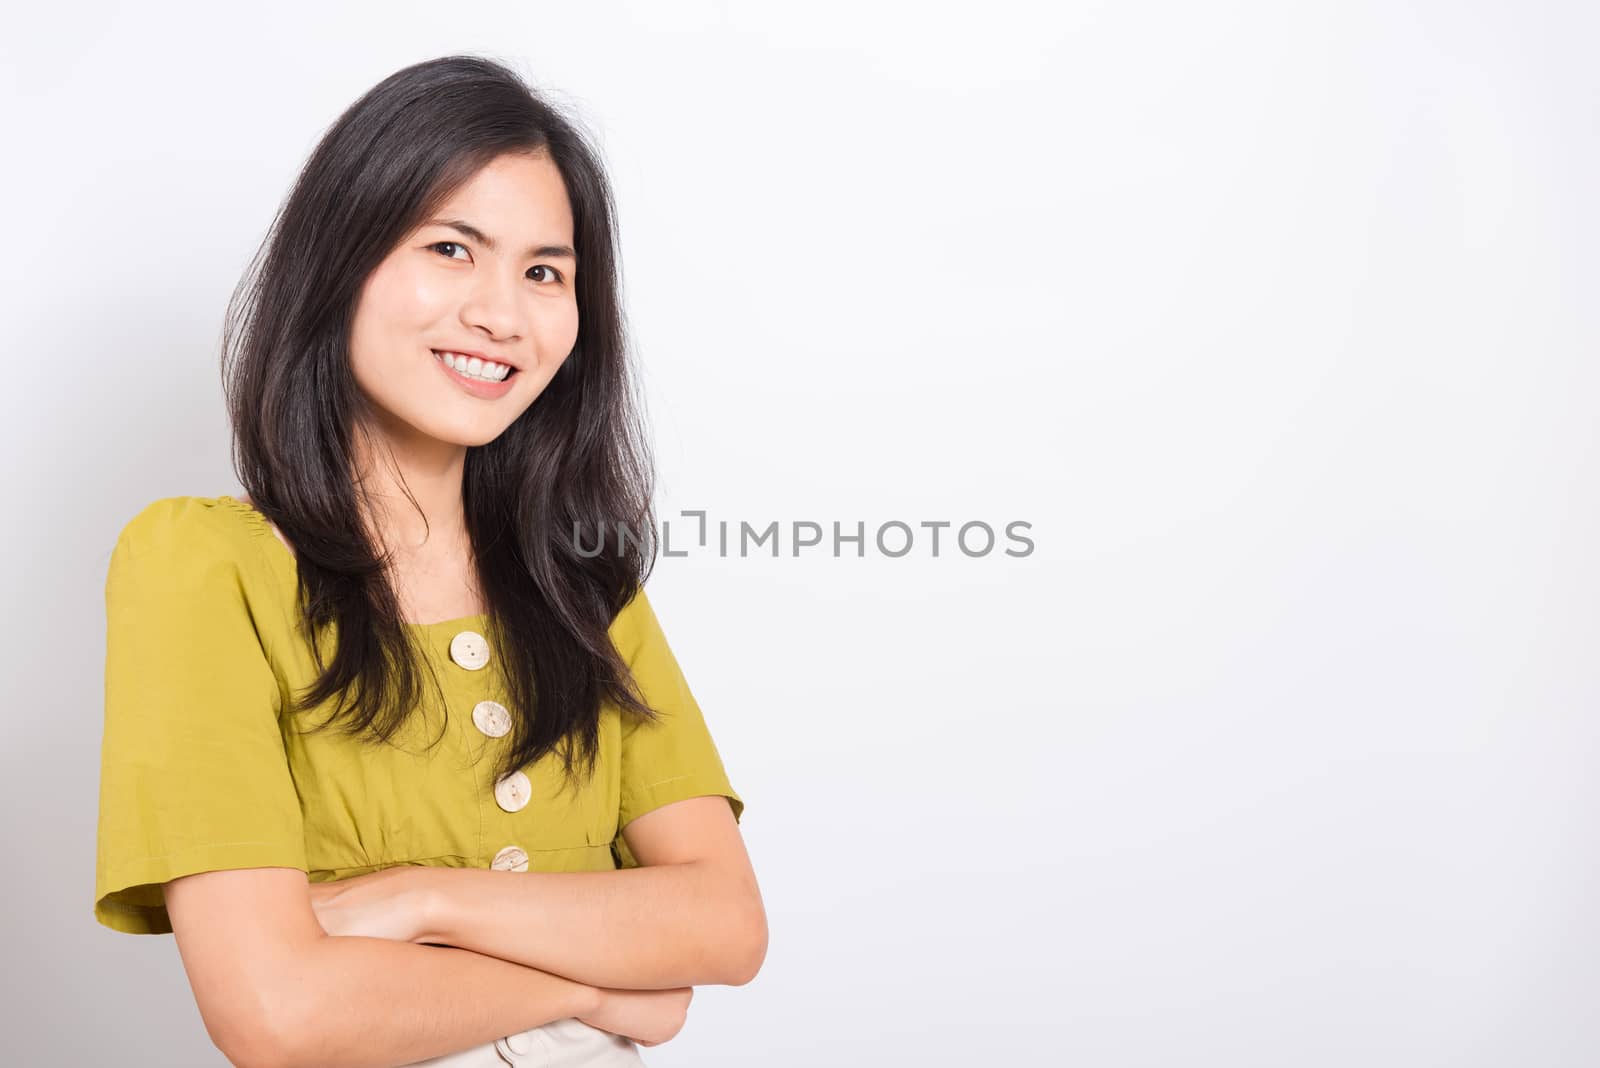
347,150,580,450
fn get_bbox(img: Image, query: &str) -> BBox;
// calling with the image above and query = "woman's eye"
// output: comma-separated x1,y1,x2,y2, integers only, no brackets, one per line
428,242,561,284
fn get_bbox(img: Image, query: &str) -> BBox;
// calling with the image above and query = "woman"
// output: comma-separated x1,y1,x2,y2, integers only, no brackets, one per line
93,54,766,1067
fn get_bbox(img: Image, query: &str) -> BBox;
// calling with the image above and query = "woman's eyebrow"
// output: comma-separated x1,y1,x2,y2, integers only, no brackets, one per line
425,217,578,263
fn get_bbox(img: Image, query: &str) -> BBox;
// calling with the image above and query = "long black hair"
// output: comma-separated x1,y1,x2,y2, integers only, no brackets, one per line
221,53,661,796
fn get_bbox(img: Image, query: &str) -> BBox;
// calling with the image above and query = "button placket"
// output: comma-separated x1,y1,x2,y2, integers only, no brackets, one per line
441,629,521,875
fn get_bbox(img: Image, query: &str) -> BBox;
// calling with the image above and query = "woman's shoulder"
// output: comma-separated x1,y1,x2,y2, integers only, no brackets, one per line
609,582,687,664
110,493,277,578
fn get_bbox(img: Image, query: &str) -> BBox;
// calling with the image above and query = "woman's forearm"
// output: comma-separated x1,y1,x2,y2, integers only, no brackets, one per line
268,933,600,1068
412,862,763,991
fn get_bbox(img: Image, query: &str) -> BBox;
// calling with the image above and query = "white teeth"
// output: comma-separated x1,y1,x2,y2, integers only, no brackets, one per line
436,351,512,382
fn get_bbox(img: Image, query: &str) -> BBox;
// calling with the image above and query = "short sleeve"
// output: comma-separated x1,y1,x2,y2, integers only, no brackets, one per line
611,586,744,865
94,498,307,935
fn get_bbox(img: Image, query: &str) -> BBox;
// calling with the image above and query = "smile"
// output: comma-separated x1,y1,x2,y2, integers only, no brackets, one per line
433,349,517,382
432,350,520,398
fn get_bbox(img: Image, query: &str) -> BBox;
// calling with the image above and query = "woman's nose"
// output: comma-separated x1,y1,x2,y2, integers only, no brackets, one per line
458,271,526,341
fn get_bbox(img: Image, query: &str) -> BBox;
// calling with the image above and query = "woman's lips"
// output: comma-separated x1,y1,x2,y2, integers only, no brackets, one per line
432,350,518,399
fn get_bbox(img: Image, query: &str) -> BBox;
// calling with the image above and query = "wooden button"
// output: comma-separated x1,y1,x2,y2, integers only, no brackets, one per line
494,770,532,813
449,630,490,670
491,845,529,872
472,699,512,738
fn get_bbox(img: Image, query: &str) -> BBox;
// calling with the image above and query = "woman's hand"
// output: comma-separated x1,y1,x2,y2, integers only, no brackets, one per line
307,865,428,943
578,986,695,1048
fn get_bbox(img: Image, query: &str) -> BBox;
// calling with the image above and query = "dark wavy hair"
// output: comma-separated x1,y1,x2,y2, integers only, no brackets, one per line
221,53,661,797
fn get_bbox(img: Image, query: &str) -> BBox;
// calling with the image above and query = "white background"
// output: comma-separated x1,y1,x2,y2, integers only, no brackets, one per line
2,1,1596,1064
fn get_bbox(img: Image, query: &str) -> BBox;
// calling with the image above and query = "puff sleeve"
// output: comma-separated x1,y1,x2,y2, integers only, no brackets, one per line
610,586,744,867
94,499,307,934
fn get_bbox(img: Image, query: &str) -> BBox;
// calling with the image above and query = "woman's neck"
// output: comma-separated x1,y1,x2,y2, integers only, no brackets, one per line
348,422,473,563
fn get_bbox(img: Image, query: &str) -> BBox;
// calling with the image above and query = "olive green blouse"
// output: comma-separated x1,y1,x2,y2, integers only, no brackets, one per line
94,495,744,935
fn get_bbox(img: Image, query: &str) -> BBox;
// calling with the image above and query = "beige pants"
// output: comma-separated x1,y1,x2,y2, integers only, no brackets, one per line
405,1016,647,1066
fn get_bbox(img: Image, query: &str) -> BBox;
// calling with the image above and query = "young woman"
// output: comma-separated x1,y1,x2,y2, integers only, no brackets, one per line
93,55,765,1067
